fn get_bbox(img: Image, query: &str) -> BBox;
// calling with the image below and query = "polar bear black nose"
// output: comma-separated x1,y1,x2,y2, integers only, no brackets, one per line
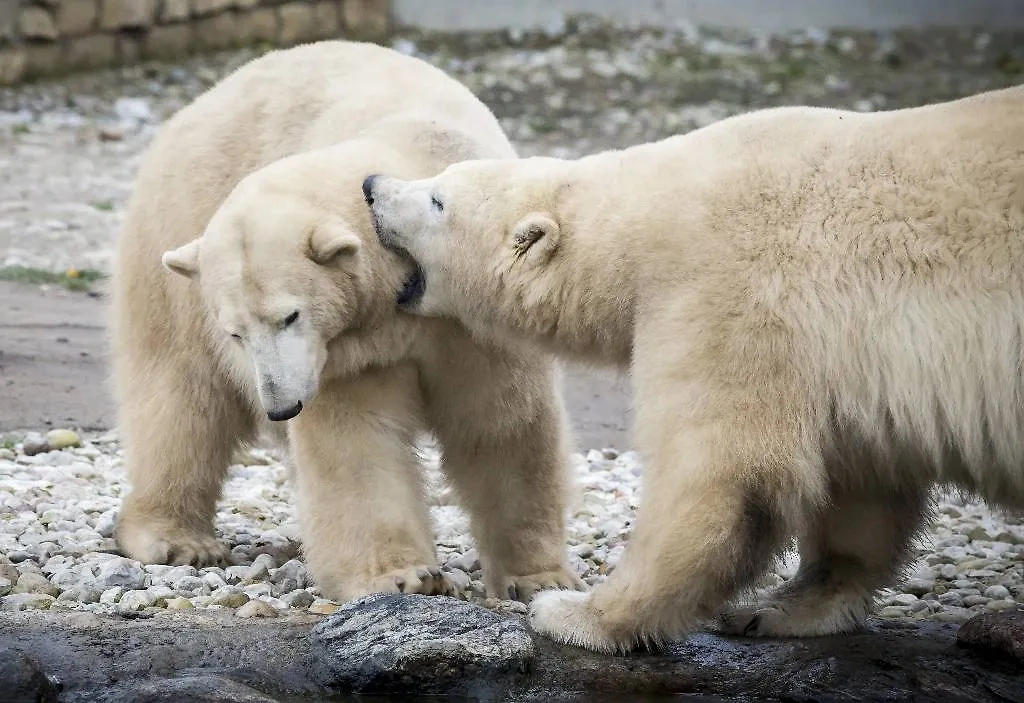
362,174,378,204
267,401,302,422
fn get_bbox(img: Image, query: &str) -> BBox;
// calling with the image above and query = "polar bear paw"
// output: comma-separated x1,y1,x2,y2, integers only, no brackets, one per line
717,603,861,638
115,518,230,567
504,568,586,602
368,565,458,598
528,590,621,653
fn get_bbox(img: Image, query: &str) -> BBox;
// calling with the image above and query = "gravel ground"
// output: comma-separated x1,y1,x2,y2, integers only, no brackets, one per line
2,20,1023,622
0,431,1022,622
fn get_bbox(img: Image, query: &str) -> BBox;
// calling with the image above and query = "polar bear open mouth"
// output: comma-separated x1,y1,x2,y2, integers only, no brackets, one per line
394,248,426,306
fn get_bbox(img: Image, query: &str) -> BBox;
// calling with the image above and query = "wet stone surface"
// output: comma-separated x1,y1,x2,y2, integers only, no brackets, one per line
2,596,1022,702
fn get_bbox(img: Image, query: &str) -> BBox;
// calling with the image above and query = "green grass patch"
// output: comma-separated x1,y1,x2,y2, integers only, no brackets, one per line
527,115,560,134
91,200,115,212
0,265,106,292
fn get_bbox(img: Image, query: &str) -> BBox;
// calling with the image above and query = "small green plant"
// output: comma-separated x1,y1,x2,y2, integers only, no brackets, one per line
12,124,30,135
996,52,1023,75
528,115,560,134
0,439,15,451
0,265,106,292
91,200,115,212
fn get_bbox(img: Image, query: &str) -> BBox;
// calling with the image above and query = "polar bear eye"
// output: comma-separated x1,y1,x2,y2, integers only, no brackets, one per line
283,310,299,327
229,332,242,342
430,195,444,212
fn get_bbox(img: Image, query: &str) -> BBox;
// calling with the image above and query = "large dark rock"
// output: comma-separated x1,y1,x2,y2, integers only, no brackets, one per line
958,610,1024,663
0,648,60,703
1,598,1021,702
309,593,534,696
0,609,326,703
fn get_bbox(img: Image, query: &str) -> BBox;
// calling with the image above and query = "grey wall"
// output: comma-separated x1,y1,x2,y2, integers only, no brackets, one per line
392,0,1024,32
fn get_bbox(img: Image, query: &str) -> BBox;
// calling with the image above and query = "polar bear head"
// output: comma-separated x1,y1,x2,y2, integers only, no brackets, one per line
162,153,402,422
362,157,571,318
362,156,613,358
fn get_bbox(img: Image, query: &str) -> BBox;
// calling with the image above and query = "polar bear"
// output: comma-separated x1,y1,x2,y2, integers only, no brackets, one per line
363,84,1024,651
109,40,582,603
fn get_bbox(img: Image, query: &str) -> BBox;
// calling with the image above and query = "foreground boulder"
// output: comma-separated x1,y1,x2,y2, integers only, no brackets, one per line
957,610,1024,663
1,595,1021,702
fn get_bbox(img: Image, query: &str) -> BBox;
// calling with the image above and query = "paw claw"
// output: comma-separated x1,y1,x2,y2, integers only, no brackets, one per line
742,613,761,636
503,568,586,603
116,519,228,567
355,564,455,599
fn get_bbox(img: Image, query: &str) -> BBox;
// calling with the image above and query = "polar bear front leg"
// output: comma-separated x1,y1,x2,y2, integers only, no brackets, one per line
418,332,582,602
529,393,807,653
288,366,453,602
115,359,251,567
438,426,585,602
718,487,928,637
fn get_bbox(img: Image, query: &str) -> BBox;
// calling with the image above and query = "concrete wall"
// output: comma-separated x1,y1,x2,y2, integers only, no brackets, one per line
392,0,1024,32
0,0,389,84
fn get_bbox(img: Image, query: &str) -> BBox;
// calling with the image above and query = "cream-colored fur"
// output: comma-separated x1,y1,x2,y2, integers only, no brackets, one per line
109,40,581,603
365,84,1024,651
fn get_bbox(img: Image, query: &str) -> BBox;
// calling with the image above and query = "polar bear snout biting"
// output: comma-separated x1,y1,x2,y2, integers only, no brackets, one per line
366,85,1024,653
365,161,568,324
364,173,429,306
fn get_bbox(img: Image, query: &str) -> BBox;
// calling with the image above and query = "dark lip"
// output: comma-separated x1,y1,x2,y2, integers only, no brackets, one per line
368,211,425,306
395,249,426,306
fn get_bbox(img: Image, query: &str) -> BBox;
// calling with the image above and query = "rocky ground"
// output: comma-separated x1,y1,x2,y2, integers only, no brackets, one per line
1,18,1024,700
1,429,1022,627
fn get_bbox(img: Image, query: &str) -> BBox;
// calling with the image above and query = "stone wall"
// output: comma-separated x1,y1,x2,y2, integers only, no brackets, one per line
0,0,390,84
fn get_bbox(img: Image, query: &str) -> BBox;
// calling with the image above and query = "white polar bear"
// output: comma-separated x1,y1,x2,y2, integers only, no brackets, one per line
364,84,1024,651
110,40,583,603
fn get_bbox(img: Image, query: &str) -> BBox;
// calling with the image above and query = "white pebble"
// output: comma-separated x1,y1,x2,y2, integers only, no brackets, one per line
983,584,1010,599
118,589,156,611
235,599,278,618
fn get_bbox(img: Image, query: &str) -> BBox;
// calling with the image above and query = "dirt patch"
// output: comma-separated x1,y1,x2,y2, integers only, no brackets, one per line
0,281,110,434
0,280,633,447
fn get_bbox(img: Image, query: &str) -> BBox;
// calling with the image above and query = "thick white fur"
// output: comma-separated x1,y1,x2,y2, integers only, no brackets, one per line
366,85,1024,650
109,41,582,603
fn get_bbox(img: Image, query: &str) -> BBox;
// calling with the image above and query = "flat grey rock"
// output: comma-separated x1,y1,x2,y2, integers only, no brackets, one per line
1,597,1022,702
310,593,534,695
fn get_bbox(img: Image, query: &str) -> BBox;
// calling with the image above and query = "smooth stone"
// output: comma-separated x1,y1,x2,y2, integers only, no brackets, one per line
235,599,278,618
45,429,81,450
281,590,315,609
165,597,194,610
1,593,55,611
984,585,1011,600
985,599,1018,612
12,572,60,597
210,589,249,609
308,598,340,615
958,610,1024,662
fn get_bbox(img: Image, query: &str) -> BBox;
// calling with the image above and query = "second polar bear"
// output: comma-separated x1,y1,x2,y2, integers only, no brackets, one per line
110,41,582,602
365,85,1024,650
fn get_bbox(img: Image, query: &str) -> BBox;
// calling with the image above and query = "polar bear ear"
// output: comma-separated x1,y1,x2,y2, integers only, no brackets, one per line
162,239,201,279
510,213,560,266
308,224,361,265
